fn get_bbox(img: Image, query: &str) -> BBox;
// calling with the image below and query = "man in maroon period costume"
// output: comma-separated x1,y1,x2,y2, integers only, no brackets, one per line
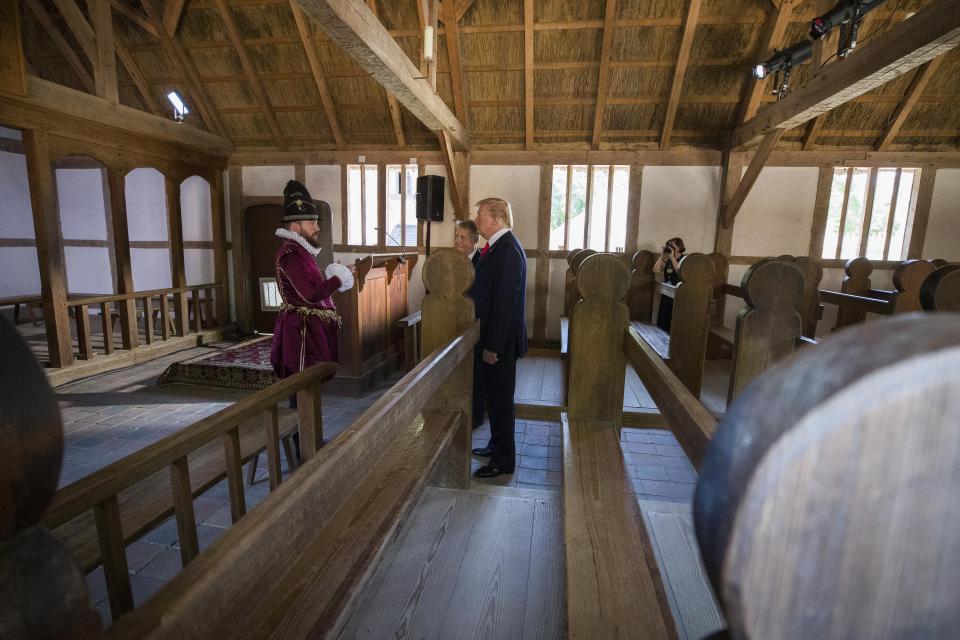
270,180,354,383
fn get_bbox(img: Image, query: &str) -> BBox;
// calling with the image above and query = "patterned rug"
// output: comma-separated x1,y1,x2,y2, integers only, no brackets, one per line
157,336,278,390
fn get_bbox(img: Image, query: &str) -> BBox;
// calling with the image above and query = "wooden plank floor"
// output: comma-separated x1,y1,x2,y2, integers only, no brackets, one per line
338,486,566,640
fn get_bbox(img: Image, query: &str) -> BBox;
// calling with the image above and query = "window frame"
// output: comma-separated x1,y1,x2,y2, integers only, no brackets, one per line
550,164,630,253
341,162,420,252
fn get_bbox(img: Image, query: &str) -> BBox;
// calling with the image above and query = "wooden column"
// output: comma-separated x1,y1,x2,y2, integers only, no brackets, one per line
24,130,73,367
227,166,251,328
165,174,189,335
714,151,743,256
210,170,229,325
907,165,937,259
533,163,551,341
107,168,137,349
807,166,834,259
624,165,642,255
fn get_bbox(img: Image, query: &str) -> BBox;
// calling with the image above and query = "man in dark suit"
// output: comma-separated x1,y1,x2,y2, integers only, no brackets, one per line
454,220,485,429
469,198,527,478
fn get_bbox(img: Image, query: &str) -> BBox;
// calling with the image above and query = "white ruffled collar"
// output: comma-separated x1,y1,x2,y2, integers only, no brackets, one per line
275,227,322,256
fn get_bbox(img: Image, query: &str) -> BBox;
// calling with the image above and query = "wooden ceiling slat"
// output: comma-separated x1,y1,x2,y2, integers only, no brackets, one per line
877,56,946,151
163,0,188,36
290,1,344,147
659,0,702,149
590,0,617,150
441,0,467,127
212,0,288,148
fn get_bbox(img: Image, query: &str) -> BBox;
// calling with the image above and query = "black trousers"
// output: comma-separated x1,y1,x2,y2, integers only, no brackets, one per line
480,353,518,470
472,357,485,428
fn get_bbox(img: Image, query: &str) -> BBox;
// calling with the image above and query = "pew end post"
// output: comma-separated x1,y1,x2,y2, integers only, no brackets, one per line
421,249,477,489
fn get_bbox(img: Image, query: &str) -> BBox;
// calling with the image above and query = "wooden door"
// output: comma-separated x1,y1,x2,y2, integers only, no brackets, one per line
246,203,284,333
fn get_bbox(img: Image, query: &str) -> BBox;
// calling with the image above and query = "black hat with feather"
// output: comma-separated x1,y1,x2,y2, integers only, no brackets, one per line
282,180,319,222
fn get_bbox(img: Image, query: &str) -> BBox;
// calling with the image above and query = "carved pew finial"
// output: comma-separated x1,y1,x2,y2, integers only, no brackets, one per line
568,253,630,422
696,314,960,640
421,249,475,355
0,317,101,639
727,258,804,403
893,259,936,312
627,250,656,323
921,265,960,312
835,256,874,328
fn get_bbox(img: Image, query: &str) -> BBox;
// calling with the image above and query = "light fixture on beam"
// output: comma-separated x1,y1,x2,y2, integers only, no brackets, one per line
751,40,813,99
810,0,886,58
422,25,435,63
166,91,189,122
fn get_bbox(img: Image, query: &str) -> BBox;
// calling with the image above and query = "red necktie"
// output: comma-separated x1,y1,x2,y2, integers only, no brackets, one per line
481,242,490,256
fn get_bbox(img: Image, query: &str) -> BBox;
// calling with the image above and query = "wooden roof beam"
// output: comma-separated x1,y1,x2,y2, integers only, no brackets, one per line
290,2,345,147
735,0,800,125
292,0,470,151
439,129,469,218
441,0,467,127
455,0,476,22
114,26,163,115
111,0,160,39
524,0,533,149
213,0,288,149
89,0,119,103
365,0,405,147
876,55,945,151
590,0,616,150
660,0,702,149
23,0,95,93
50,0,97,61
732,0,960,150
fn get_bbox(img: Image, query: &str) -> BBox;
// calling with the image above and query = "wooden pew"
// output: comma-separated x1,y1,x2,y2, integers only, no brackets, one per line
835,256,874,328
94,250,478,640
396,309,422,370
626,249,657,322
921,264,960,311
630,253,715,396
561,248,597,358
563,253,680,638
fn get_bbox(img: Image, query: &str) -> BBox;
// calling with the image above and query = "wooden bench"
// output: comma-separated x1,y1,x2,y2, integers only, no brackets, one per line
90,249,478,639
627,252,715,396
0,294,44,326
921,264,960,311
42,361,336,621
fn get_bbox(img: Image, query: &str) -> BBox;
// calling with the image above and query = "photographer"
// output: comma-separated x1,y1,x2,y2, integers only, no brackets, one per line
653,237,685,332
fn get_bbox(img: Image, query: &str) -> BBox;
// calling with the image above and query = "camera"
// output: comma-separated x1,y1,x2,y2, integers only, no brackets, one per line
663,243,673,254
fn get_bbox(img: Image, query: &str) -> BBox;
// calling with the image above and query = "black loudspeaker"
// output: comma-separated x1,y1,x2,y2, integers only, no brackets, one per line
416,175,445,222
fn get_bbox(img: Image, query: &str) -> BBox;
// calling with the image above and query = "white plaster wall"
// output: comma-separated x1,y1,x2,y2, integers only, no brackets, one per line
242,166,295,196
181,176,212,241
732,167,818,257
637,166,720,254
422,165,457,250
56,168,108,241
0,126,22,140
125,168,168,241
305,165,341,243
185,248,214,286
0,151,33,238
470,165,540,248
131,248,172,291
924,168,960,261
0,248,40,297
65,247,112,294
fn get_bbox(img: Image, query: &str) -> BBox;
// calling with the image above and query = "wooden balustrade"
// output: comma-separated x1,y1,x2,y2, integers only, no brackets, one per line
42,360,336,621
62,284,222,361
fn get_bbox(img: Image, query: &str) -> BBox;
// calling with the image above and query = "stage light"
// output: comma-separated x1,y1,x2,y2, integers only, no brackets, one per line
810,0,886,57
752,40,813,94
166,91,189,122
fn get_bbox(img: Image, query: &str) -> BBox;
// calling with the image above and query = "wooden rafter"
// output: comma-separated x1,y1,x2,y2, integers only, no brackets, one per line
590,0,617,149
442,0,467,126
439,129,469,218
876,56,945,151
660,0,702,149
213,0,287,149
293,0,470,151
733,0,960,150
735,0,799,125
111,0,160,39
290,2,345,147
721,129,783,228
524,0,533,149
51,0,97,61
162,0,188,36
114,26,162,115
89,0,119,102
455,0,476,22
365,0,406,146
23,0,94,92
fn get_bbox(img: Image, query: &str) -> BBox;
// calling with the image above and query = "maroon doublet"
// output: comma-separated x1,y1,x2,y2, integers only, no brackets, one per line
269,238,343,379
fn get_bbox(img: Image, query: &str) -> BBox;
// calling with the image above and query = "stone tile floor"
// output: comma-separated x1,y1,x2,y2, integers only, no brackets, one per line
471,421,698,503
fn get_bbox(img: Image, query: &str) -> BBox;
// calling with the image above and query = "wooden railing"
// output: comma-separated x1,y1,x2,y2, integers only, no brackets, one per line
43,359,336,621
0,293,44,325
65,283,222,360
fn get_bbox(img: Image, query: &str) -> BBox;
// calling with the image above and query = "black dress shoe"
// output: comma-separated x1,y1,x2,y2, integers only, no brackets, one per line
472,447,493,457
474,464,515,478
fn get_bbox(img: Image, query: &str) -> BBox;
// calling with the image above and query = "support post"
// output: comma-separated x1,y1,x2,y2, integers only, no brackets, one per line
166,174,189,335
107,168,138,349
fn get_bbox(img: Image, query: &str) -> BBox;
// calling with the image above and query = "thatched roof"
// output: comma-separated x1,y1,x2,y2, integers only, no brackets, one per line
18,0,960,153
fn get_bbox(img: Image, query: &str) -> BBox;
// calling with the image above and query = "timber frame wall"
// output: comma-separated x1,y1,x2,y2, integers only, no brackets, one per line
0,76,231,371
